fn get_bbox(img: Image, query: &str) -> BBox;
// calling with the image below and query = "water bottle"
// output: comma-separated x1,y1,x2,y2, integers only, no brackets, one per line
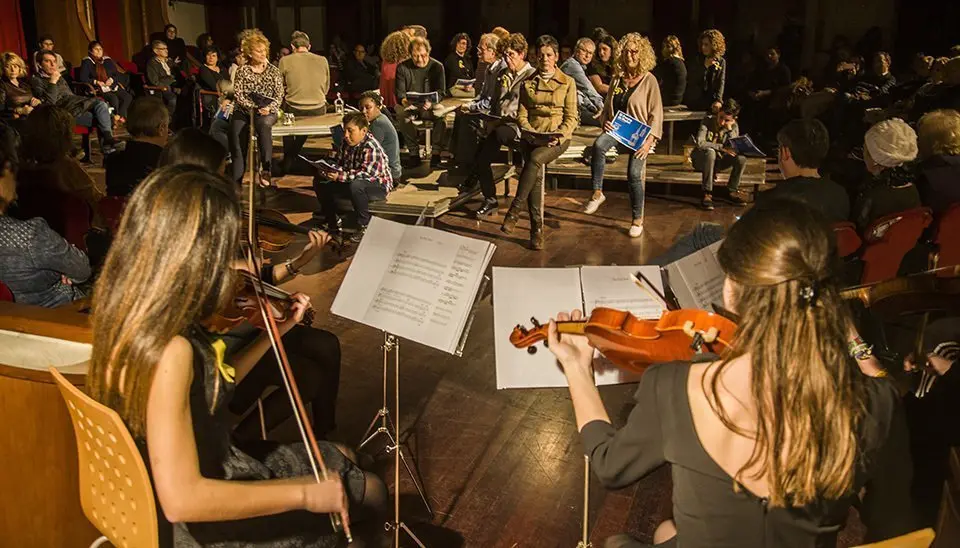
334,92,345,116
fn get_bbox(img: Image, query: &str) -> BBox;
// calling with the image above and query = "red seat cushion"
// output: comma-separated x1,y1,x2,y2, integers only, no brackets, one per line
832,222,862,258
0,280,13,302
934,203,960,276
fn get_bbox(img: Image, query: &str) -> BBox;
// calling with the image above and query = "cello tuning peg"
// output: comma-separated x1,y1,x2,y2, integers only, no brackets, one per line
527,346,538,355
519,326,529,335
530,317,541,328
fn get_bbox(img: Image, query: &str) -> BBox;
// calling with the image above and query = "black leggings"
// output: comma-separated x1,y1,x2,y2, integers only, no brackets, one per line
229,325,342,442
102,90,133,118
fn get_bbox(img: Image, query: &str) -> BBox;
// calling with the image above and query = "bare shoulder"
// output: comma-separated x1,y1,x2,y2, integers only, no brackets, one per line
156,335,195,384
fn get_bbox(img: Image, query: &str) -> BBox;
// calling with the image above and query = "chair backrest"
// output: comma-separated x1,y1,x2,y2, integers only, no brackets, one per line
933,203,960,276
860,207,933,284
49,368,159,548
98,196,128,234
0,280,13,302
833,221,863,258
853,528,935,548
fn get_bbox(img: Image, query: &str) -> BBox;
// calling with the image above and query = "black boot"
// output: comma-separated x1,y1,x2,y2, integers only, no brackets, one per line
474,198,498,218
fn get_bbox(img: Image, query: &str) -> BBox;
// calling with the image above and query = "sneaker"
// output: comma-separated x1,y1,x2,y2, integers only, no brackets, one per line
701,193,715,211
728,189,749,206
583,194,606,214
628,224,644,238
349,226,366,244
474,198,498,218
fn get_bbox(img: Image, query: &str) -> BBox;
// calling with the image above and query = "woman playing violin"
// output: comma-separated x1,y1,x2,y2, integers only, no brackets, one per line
87,165,385,547
548,201,915,547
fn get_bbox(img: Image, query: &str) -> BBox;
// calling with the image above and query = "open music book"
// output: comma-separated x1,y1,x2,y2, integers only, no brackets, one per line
405,91,440,106
660,240,725,311
332,217,496,355
493,265,667,389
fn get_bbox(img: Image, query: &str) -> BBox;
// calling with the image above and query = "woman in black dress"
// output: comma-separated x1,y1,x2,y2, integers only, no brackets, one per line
548,201,916,548
77,40,133,123
86,165,386,547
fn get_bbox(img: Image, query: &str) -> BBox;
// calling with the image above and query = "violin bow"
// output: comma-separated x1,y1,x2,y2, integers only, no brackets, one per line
242,108,351,541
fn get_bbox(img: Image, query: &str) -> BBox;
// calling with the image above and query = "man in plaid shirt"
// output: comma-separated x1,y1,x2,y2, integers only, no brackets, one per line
313,111,393,242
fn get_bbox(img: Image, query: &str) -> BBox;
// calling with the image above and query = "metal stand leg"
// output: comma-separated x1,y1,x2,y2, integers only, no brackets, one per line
357,333,433,547
576,455,593,548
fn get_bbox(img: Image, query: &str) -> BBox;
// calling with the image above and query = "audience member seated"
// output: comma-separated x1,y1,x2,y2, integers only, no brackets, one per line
655,35,687,108
77,40,133,124
0,121,90,307
394,36,447,167
553,201,916,548
560,38,604,127
744,46,792,140
827,55,864,94
209,79,234,155
0,52,41,122
378,31,411,110
583,33,663,239
158,127,228,174
104,97,169,197
197,47,226,94
228,47,246,83
915,109,960,214
146,39,183,115
162,23,195,71
312,111,393,243
853,118,921,231
755,119,850,223
31,50,117,152
358,91,401,181
851,52,897,103
13,105,105,237
685,29,727,112
343,43,379,94
32,34,66,76
469,33,536,217
504,35,578,251
230,29,284,186
587,34,617,97
691,98,749,210
278,31,329,174
450,32,504,173
444,33,475,98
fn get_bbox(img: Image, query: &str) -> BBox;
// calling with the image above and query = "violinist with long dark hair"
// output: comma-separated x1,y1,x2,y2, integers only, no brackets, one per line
548,202,915,547
86,165,385,547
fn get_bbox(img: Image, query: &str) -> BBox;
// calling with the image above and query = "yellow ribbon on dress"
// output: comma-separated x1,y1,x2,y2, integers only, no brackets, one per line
211,339,236,383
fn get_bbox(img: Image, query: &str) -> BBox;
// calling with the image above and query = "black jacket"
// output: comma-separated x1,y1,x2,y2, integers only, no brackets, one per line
29,74,94,118
104,140,164,197
77,57,121,88
685,56,726,110
146,58,180,89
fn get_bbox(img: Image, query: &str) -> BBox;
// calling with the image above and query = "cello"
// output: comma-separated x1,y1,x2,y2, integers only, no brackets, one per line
240,111,352,542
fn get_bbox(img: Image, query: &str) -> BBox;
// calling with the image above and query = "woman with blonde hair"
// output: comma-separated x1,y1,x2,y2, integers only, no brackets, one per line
378,30,411,109
655,35,686,107
583,33,662,239
549,201,915,548
915,109,960,214
686,29,726,112
229,29,284,186
0,52,39,120
87,165,385,546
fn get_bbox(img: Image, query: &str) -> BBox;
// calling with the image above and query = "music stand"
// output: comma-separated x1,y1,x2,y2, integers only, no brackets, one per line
577,455,593,548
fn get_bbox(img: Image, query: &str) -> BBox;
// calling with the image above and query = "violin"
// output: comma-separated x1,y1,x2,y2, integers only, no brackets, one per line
841,264,960,318
242,209,342,253
204,271,316,333
510,307,737,373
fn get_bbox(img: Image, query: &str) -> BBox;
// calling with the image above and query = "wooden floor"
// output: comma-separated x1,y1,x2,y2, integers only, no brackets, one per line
256,171,869,548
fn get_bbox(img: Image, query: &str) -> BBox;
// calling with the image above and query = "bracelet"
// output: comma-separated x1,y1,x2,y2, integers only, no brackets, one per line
847,336,874,361
873,369,889,378
285,260,300,277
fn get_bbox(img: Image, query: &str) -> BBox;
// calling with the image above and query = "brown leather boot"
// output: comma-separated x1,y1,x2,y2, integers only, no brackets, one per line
500,206,520,234
530,229,544,250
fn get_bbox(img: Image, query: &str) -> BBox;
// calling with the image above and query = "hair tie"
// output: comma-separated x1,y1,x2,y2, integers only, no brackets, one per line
799,279,821,308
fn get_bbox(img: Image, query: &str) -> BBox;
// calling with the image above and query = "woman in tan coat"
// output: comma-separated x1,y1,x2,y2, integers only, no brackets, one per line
582,33,663,238
503,34,578,250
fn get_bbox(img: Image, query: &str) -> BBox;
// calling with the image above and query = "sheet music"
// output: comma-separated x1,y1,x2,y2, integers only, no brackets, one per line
662,240,725,310
493,266,661,389
331,218,495,354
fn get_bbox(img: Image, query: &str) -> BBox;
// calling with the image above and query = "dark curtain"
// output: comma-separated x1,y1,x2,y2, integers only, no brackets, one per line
2,0,28,59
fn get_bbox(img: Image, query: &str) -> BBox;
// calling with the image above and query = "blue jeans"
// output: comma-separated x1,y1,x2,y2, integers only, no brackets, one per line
590,133,646,219
650,222,725,266
313,177,387,228
75,100,113,138
691,147,747,192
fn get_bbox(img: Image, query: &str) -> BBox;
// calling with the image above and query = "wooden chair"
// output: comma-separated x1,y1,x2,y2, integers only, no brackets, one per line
860,207,933,284
853,529,934,548
50,368,159,548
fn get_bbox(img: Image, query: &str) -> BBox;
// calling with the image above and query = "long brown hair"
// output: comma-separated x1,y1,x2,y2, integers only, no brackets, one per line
87,165,241,438
712,201,868,507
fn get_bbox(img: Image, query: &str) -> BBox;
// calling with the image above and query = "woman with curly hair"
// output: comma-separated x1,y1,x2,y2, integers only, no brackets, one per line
379,31,411,109
587,33,618,96
583,33,662,239
655,35,686,107
445,32,475,97
685,29,726,112
229,29,284,186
